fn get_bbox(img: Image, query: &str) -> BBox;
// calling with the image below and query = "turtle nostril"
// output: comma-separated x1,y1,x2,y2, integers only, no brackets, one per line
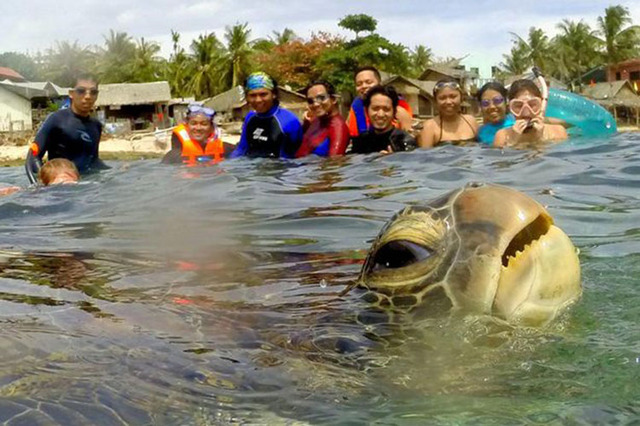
371,240,432,271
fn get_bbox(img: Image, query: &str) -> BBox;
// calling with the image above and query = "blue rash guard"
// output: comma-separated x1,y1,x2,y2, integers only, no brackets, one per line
478,114,516,145
25,108,109,184
230,104,303,159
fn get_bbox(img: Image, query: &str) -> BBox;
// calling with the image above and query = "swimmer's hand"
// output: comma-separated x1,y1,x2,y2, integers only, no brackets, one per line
379,145,394,155
530,116,545,132
0,186,21,196
513,119,531,135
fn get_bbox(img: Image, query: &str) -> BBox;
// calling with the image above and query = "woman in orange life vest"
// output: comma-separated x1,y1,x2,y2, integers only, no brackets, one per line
162,104,235,165
346,66,413,138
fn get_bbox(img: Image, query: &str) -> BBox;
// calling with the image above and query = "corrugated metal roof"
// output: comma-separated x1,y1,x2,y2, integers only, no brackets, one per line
94,81,172,107
0,81,46,99
204,86,245,112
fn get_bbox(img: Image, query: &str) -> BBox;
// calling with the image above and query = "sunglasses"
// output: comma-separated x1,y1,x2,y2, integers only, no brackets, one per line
74,87,99,96
480,96,505,108
434,81,461,93
188,104,216,118
306,94,330,105
509,97,542,116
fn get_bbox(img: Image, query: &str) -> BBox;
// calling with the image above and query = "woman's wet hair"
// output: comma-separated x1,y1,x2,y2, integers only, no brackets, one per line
363,85,399,111
508,79,542,99
354,66,382,82
304,80,336,97
477,81,507,101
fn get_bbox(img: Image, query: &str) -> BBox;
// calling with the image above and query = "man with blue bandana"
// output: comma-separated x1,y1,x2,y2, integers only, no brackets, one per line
230,72,302,159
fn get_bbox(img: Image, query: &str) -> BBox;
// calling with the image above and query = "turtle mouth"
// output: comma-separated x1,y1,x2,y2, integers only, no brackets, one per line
501,213,553,267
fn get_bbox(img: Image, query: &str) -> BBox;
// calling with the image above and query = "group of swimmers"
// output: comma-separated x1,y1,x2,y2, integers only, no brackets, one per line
19,66,569,181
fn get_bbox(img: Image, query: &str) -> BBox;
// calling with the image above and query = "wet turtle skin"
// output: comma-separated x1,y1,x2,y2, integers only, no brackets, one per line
357,182,582,326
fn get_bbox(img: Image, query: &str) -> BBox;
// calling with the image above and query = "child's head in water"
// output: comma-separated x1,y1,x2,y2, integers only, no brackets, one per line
38,159,80,186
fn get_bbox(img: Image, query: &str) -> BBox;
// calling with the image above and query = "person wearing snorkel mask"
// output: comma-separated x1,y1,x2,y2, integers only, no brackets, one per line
418,77,478,148
494,79,567,147
230,72,303,159
162,103,234,165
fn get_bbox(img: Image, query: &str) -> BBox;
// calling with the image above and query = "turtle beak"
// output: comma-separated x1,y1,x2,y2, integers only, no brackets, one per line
494,213,581,325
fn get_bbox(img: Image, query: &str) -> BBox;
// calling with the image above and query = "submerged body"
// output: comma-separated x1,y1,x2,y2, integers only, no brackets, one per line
357,183,581,326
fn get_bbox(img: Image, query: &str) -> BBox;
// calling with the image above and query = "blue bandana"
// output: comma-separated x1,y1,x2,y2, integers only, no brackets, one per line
245,72,275,91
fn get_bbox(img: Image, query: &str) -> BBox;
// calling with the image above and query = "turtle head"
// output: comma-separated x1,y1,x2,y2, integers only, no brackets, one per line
358,183,581,326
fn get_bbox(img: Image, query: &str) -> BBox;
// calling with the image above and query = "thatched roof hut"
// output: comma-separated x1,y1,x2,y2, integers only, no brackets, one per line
95,81,171,108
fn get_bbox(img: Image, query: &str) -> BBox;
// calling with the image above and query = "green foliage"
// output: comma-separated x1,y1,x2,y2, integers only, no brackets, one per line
408,45,433,77
319,34,410,92
98,30,137,83
0,52,41,81
43,40,95,87
338,14,378,37
597,5,640,65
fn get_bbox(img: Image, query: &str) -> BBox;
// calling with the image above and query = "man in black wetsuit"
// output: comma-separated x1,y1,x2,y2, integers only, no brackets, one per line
25,75,109,184
350,85,416,155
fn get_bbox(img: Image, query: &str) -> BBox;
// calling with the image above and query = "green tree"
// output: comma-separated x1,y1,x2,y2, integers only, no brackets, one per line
0,52,42,81
43,41,95,87
188,33,225,99
408,45,433,77
271,28,299,45
338,14,378,38
165,30,194,97
220,22,254,89
131,37,165,82
510,27,552,72
597,4,640,65
98,30,137,83
500,40,530,75
552,19,601,83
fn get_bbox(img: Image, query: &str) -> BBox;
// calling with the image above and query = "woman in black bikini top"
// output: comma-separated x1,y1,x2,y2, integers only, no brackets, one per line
418,77,478,148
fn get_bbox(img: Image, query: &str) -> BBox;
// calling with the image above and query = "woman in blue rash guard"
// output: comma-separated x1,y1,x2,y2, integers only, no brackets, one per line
230,72,303,159
477,81,515,145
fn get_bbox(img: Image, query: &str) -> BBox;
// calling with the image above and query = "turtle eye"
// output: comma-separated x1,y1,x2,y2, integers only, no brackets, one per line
371,240,432,271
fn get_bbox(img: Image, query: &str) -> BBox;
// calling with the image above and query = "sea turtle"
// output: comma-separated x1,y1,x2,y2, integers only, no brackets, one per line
356,182,581,326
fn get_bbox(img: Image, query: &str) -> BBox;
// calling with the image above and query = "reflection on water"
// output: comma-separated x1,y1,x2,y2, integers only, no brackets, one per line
0,135,639,424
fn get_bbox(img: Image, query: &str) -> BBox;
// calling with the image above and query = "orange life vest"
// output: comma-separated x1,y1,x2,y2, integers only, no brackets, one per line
174,124,224,165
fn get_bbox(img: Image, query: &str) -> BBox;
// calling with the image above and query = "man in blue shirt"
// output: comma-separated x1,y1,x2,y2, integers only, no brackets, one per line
230,72,302,159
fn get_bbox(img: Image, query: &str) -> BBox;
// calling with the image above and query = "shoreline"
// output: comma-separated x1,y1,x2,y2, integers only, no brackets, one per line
0,130,241,167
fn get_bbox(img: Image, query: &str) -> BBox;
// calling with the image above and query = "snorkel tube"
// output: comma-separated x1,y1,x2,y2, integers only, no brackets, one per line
532,67,548,115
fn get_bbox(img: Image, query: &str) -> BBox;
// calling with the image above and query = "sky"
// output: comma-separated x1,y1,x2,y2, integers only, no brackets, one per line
2,0,640,78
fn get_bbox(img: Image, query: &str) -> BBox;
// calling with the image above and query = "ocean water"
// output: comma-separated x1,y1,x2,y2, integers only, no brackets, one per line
0,135,638,424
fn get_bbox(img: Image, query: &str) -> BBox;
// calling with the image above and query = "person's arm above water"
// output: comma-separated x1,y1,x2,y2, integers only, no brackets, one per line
162,132,183,164
229,113,254,158
25,113,56,184
90,122,110,170
328,116,350,157
418,119,437,148
396,107,413,132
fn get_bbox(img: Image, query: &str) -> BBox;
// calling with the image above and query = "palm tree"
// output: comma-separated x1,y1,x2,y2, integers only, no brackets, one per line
98,30,137,83
43,40,95,87
271,28,299,45
500,40,530,75
597,5,640,65
510,27,552,72
132,38,164,82
165,30,194,97
409,45,433,77
552,19,601,83
221,23,255,89
188,33,225,99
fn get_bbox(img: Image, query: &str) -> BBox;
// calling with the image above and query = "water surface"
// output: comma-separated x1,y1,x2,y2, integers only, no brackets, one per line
0,135,639,424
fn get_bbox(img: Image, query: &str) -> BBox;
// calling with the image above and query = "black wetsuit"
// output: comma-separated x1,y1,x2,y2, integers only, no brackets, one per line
25,108,109,184
350,128,417,154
